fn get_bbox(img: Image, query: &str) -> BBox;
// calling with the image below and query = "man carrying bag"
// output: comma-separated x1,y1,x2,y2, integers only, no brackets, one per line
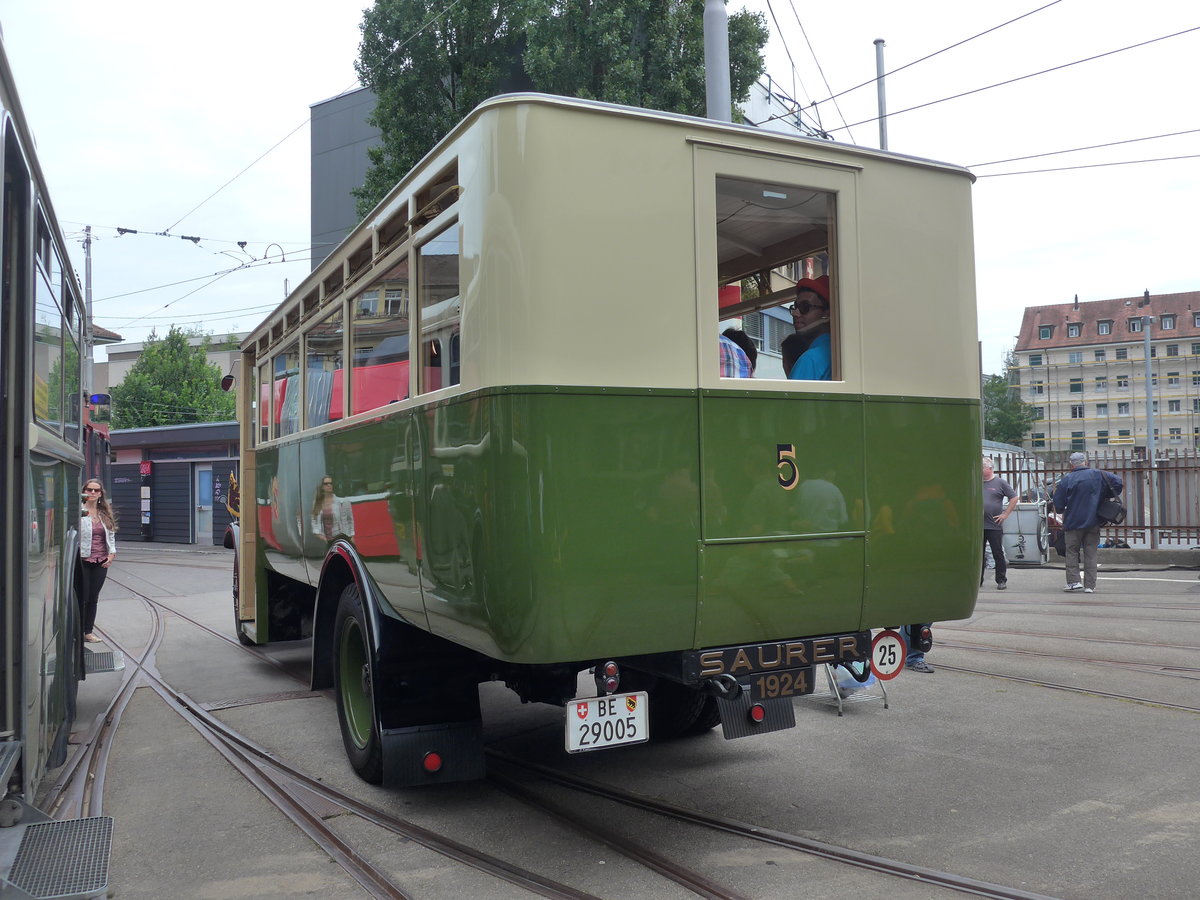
1053,452,1124,594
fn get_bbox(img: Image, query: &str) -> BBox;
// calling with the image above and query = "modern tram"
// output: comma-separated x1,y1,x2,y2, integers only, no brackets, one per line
0,33,113,898
228,93,983,787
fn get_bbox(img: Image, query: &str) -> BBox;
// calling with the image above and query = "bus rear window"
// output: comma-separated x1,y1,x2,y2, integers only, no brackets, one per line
715,176,834,381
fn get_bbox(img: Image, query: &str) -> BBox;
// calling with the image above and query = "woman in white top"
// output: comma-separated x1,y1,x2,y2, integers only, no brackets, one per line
79,479,118,642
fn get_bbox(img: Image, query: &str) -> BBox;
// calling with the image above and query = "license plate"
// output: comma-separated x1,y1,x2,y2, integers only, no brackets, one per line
565,691,649,753
747,667,815,701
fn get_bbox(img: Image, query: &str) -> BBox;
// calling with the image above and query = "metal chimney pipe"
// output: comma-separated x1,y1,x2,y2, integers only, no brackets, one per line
704,0,732,121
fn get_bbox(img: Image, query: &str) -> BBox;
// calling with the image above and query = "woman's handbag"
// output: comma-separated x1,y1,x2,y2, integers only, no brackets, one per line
1096,475,1126,525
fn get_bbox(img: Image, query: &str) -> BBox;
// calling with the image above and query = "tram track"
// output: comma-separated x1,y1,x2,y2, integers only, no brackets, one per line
936,639,1200,680
95,575,1071,900
88,578,599,899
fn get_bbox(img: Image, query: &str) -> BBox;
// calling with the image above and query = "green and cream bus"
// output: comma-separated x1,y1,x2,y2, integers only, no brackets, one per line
228,93,982,787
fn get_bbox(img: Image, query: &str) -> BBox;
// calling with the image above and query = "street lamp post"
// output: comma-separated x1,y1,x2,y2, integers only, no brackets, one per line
1141,301,1158,549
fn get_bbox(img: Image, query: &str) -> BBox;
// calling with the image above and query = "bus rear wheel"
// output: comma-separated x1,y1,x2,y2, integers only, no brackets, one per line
333,583,384,784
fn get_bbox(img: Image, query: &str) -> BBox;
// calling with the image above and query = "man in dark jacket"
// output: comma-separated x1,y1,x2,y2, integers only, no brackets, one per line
1052,452,1123,593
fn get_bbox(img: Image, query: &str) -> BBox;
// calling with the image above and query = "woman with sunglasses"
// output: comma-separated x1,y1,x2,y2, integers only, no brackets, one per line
79,479,118,642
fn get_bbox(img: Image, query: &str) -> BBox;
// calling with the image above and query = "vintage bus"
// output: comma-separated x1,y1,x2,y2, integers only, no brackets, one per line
0,33,113,897
228,93,982,787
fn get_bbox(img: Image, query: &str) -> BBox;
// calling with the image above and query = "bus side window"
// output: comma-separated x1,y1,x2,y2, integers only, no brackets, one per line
418,224,460,394
351,256,410,415
273,343,300,438
305,306,343,428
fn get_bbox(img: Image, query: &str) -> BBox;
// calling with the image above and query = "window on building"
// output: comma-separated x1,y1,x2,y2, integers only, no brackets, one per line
1168,372,1180,386
1116,375,1129,389
1039,325,1053,340
1129,318,1142,333
1193,342,1200,355
1169,399,1181,412
1170,427,1183,442
1095,375,1107,391
1068,351,1083,364
1153,400,1159,413
1032,406,1045,420
1031,433,1045,448
1152,374,1158,386
1070,404,1084,418
1030,381,1044,396
1193,371,1200,387
418,225,461,393
1118,402,1130,415
351,255,410,415
1067,323,1081,337
1098,320,1112,335
1193,398,1200,414
1028,353,1043,366
1116,348,1128,360
1168,344,1180,357
1194,313,1200,328
1150,346,1157,358
1071,432,1085,451
1096,403,1108,416
1118,429,1131,438
1069,378,1083,393
1097,430,1109,445
1094,349,1106,361
1161,315,1176,330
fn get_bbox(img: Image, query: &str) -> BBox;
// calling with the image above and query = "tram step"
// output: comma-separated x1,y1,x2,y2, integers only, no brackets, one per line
83,649,124,675
1,815,112,900
0,741,20,790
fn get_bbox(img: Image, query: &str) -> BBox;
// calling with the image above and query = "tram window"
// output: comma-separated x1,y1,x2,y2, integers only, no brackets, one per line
33,270,63,432
351,255,410,415
64,333,81,444
714,176,835,381
257,361,271,444
305,306,344,428
272,343,300,439
418,224,460,394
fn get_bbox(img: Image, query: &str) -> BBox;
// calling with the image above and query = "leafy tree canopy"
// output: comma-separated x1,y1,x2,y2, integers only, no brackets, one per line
109,326,235,429
354,0,768,215
983,353,1037,446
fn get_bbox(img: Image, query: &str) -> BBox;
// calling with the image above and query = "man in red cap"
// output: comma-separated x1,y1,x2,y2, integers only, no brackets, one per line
786,275,832,380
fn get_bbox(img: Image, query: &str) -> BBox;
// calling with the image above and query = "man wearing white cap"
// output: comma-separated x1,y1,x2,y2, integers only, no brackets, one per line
1053,452,1123,593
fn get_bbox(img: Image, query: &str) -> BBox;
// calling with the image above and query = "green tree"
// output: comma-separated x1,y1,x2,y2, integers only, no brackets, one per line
109,326,235,428
983,354,1037,446
353,0,768,215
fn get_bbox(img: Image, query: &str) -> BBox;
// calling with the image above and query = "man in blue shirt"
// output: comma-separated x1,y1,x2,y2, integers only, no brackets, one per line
787,275,832,381
1053,452,1123,593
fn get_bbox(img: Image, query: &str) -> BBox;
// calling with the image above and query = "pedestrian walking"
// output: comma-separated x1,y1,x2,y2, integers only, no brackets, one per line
1052,452,1123,593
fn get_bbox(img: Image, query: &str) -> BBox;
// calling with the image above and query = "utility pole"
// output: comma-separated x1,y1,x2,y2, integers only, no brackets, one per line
84,225,94,394
703,0,731,122
874,39,888,150
1141,290,1158,549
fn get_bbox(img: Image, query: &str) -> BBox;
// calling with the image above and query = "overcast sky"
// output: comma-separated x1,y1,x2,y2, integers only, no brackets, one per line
3,1,1197,373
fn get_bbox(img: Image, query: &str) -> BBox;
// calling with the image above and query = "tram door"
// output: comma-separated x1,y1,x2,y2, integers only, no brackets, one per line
194,464,213,544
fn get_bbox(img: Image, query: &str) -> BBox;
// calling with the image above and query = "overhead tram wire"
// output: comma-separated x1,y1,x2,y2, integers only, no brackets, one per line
763,0,812,113
975,153,1200,178
828,24,1200,136
785,0,853,143
969,127,1200,168
811,0,1064,113
160,0,466,235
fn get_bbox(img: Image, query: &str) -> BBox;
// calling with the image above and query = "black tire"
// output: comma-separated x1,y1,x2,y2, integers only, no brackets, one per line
625,672,711,740
232,548,254,646
685,695,721,735
333,583,384,784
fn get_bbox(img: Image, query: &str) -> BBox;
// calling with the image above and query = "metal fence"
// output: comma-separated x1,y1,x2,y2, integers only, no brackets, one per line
993,448,1200,549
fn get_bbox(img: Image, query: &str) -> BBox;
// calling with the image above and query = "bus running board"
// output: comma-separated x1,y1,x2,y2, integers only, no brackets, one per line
84,648,124,675
0,815,112,900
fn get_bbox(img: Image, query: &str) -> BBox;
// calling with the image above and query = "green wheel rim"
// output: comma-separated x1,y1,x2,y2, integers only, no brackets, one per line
339,617,373,749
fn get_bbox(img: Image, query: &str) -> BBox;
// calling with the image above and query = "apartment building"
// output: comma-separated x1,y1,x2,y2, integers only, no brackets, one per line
1012,290,1200,453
